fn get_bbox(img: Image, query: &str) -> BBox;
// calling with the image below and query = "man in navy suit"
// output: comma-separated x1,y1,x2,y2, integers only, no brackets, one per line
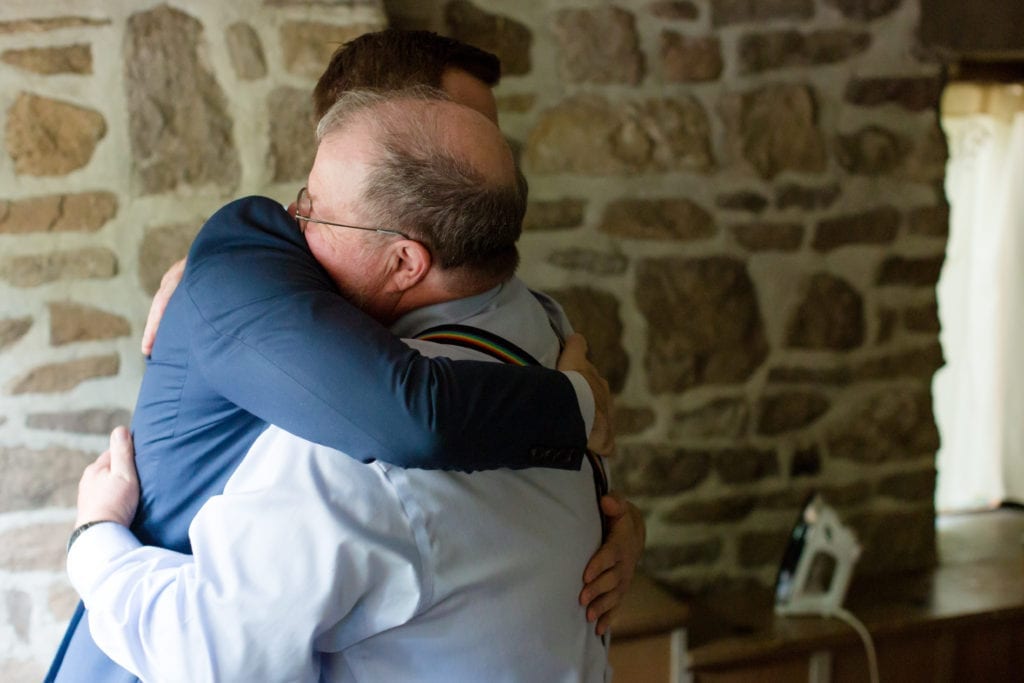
47,30,642,683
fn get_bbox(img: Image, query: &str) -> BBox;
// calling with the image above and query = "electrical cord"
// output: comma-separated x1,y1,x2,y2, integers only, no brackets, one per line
828,607,880,683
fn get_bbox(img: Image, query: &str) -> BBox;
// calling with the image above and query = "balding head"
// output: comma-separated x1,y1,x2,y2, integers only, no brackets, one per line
316,88,526,285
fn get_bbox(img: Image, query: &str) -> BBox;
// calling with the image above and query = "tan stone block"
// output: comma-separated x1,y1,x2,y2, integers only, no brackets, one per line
0,446,94,513
661,32,722,82
56,192,118,232
547,249,628,276
612,405,656,436
445,1,531,76
48,302,130,346
636,257,768,392
836,126,911,175
27,408,132,435
897,121,948,183
730,221,804,251
0,317,33,351
1,43,92,75
5,93,106,176
786,272,865,350
649,1,700,20
716,191,769,213
757,391,830,436
853,343,944,380
226,22,266,80
526,95,712,175
8,353,120,395
495,93,536,114
280,21,378,78
612,444,712,495
908,204,949,237
0,522,71,570
546,286,628,393
2,248,117,287
826,386,939,463
669,397,750,439
769,365,852,385
879,468,937,502
738,30,871,75
0,192,117,234
0,195,60,233
714,448,779,484
601,198,715,241
903,302,940,333
523,199,585,232
775,183,841,210
846,75,943,112
644,538,722,570
0,16,109,34
554,7,643,84
268,87,315,184
125,5,240,194
138,222,200,295
664,495,756,524
876,255,945,287
825,0,903,21
728,83,827,179
813,207,900,251
711,0,813,27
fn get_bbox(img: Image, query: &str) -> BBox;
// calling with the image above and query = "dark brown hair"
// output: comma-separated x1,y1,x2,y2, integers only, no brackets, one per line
312,29,501,119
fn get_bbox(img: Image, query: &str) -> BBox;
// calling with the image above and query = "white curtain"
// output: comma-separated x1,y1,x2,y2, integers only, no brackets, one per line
935,91,1024,511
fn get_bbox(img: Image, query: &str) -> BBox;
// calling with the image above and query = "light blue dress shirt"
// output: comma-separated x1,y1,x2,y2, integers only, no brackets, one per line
69,278,609,682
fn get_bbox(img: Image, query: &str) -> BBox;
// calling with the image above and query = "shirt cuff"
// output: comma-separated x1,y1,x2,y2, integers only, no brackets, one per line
561,370,595,438
67,522,142,600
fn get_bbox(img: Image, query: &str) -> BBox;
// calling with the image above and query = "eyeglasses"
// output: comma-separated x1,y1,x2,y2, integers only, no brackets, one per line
293,187,410,239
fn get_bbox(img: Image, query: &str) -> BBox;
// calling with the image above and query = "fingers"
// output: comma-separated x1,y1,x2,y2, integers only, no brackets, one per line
556,333,588,372
586,586,620,626
580,565,620,609
599,492,626,518
583,545,619,584
142,257,186,355
85,449,112,474
107,426,138,483
556,333,616,456
595,610,615,637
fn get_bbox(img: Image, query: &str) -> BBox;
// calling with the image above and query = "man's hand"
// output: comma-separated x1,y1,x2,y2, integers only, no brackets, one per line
141,257,186,355
579,492,646,636
75,427,140,528
557,334,613,457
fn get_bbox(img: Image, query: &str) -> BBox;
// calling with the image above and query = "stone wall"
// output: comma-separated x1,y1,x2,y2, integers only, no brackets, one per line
1,0,947,676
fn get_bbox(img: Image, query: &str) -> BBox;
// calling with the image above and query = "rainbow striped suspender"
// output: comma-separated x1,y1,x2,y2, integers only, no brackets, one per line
413,323,609,540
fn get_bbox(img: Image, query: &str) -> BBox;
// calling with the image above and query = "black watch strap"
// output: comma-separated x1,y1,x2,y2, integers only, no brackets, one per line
67,520,111,554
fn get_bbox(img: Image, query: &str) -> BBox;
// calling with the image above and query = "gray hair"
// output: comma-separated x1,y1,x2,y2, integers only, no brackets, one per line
316,87,525,282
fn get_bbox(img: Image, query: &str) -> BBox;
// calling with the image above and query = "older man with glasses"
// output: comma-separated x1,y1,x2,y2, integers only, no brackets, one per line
69,87,614,682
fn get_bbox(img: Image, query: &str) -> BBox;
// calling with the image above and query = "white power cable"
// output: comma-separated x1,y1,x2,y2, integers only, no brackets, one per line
828,607,880,683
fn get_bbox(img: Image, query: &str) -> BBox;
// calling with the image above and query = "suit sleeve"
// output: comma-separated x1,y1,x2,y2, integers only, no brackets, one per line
179,196,587,471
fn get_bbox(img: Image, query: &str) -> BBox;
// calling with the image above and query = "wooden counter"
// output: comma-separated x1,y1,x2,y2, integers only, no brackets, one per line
687,509,1024,682
609,509,1024,682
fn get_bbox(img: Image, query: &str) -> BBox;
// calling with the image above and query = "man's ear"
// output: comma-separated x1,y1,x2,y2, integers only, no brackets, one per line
387,240,432,292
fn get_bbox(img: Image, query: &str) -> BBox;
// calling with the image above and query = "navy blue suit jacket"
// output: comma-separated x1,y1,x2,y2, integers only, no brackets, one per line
47,196,586,682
